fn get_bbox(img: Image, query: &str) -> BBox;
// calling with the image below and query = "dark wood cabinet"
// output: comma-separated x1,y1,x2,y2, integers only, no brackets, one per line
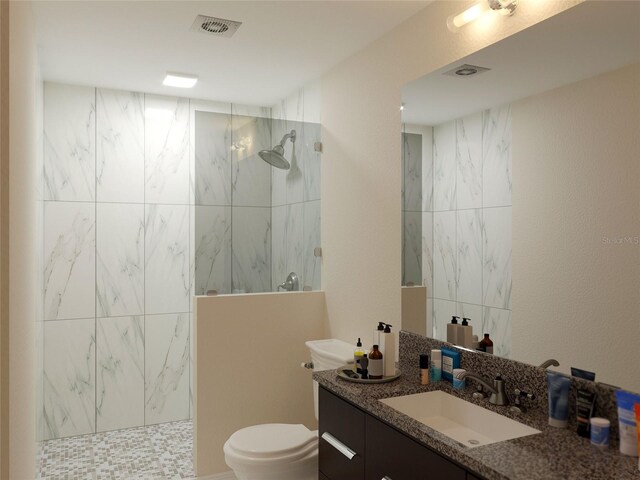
319,386,479,480
365,415,465,480
319,387,365,480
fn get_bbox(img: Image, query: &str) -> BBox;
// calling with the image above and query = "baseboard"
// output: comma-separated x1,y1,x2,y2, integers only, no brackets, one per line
197,472,236,480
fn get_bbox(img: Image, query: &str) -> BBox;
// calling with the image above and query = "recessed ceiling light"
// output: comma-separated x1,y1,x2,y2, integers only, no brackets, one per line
163,72,198,88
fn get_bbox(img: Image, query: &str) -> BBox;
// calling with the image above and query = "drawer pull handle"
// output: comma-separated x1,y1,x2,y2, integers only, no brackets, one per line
321,432,357,460
382,477,393,480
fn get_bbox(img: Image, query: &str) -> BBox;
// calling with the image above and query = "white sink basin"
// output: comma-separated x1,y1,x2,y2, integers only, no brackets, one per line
380,390,540,448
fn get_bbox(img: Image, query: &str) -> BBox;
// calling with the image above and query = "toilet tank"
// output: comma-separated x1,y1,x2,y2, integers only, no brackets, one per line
305,339,355,420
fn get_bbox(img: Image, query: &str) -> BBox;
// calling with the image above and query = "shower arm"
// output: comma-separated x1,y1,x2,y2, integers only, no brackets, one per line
278,130,297,147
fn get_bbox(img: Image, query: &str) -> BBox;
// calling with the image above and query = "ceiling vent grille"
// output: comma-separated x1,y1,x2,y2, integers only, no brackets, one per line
443,64,491,77
190,15,242,38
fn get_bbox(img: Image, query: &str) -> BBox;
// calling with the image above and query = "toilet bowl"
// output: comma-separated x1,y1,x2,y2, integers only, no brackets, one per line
223,339,354,480
223,423,318,480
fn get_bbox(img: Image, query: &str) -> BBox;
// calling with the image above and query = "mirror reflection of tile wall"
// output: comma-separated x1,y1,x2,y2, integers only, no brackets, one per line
403,104,512,357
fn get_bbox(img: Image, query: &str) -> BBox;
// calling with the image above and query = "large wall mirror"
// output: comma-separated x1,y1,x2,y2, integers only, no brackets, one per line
401,1,640,392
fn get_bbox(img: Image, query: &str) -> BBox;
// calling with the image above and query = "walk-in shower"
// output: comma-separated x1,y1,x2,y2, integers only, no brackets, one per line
258,129,296,169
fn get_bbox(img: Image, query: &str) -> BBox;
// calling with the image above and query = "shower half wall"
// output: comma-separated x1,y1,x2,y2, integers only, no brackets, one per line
38,83,321,441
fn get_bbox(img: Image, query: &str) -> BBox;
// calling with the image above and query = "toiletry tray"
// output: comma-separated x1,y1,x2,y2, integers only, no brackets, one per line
336,365,401,384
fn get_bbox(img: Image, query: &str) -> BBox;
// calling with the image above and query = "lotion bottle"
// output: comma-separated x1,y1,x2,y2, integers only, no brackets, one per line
430,349,442,383
459,318,473,348
382,323,396,376
447,316,460,345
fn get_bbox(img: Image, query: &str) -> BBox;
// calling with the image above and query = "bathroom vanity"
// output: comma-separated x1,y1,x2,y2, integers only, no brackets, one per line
319,386,474,479
314,332,640,480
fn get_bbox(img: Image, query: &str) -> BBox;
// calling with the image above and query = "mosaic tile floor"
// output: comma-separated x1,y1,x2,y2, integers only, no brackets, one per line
37,420,195,480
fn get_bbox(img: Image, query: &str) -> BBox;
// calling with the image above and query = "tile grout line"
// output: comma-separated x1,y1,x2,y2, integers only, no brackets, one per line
94,86,98,436
143,92,147,429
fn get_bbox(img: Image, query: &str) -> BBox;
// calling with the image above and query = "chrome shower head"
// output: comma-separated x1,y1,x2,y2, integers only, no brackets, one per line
258,129,296,170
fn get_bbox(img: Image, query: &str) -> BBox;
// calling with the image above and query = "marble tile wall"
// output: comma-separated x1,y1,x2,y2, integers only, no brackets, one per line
42,82,321,440
425,105,512,357
270,81,322,291
41,84,195,440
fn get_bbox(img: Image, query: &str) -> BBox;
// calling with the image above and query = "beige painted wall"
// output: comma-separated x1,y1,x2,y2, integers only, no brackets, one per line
7,1,37,478
512,63,640,391
320,0,581,343
0,1,8,476
193,292,328,476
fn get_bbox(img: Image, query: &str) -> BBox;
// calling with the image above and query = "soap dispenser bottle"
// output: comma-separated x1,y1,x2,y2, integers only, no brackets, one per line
447,316,460,345
374,322,385,348
459,318,473,348
382,323,396,376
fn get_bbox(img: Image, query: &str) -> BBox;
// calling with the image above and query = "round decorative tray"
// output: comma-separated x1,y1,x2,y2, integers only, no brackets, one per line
335,364,401,384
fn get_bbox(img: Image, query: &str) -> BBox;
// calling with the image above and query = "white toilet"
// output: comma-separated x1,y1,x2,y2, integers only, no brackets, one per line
223,339,354,480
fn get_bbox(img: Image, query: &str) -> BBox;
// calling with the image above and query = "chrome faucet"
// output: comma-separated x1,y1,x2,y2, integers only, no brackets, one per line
538,359,560,369
277,272,299,292
458,371,510,406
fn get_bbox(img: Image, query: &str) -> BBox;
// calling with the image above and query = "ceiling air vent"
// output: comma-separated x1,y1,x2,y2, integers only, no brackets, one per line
443,64,491,77
190,15,242,38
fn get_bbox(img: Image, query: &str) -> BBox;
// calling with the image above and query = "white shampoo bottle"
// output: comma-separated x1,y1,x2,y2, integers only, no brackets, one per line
381,323,396,376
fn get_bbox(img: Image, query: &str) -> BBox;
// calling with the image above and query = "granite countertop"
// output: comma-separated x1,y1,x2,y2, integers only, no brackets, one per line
314,369,639,480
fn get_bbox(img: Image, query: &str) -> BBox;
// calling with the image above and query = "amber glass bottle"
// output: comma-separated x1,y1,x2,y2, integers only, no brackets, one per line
368,345,384,379
478,334,494,354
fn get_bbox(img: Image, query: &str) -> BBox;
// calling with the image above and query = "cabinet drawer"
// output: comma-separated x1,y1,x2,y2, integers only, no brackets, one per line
319,387,365,480
365,415,466,480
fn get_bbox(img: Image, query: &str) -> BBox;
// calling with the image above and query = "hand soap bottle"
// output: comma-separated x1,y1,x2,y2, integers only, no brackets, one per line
374,322,385,348
447,316,460,345
459,318,473,348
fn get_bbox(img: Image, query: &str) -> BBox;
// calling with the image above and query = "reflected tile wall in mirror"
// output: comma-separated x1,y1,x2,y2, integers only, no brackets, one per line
420,105,512,356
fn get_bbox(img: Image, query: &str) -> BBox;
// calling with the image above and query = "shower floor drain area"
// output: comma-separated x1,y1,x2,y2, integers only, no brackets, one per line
37,420,195,479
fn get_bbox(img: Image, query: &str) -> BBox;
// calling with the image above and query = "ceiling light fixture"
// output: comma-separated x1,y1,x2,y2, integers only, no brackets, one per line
163,72,198,88
447,0,517,31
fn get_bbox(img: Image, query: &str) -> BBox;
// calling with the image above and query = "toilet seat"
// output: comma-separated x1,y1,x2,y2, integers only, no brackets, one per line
225,424,317,465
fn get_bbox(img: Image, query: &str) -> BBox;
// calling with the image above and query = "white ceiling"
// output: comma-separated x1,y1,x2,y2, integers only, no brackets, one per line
32,0,429,106
402,1,640,126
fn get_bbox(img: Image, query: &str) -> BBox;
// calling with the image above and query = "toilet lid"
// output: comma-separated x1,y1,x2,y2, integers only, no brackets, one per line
227,424,317,459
